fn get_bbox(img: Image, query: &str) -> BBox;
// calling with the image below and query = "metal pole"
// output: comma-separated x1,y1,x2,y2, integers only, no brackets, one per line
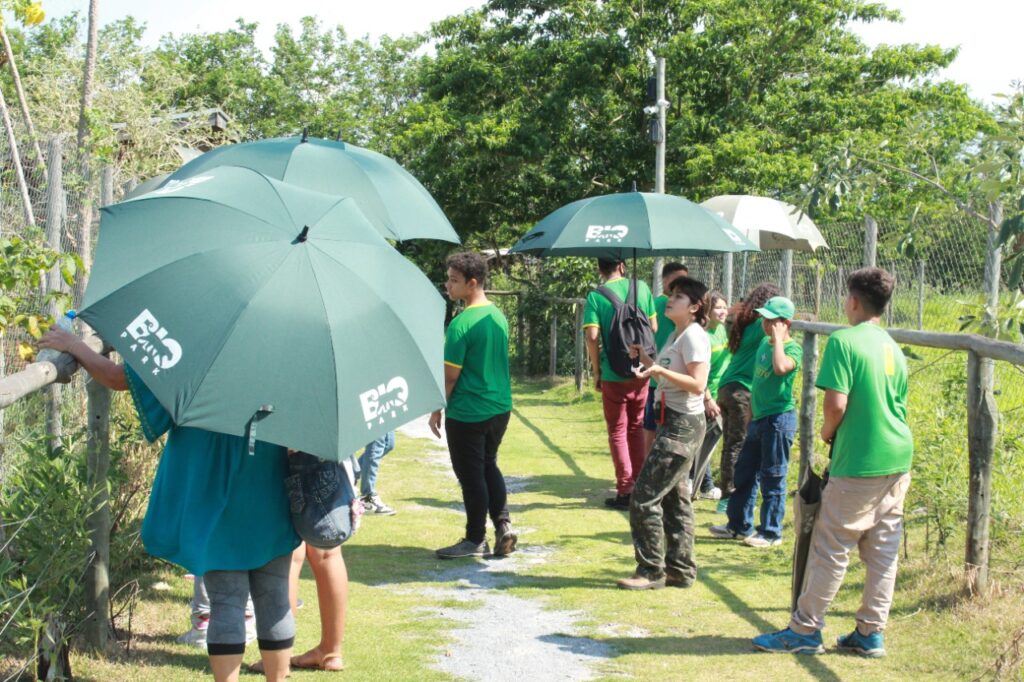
651,57,666,295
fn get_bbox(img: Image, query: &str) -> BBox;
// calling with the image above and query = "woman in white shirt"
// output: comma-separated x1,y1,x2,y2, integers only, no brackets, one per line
616,276,711,590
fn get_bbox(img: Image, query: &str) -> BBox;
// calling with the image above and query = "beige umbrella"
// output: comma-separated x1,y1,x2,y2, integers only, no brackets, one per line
700,195,828,252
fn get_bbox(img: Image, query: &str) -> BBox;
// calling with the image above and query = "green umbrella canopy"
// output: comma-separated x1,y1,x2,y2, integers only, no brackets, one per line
79,166,446,462
509,191,759,258
160,136,460,244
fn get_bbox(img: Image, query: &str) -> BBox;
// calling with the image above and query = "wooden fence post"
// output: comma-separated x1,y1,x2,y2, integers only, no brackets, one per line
83,167,115,652
44,136,65,448
574,303,584,392
813,264,822,318
863,215,878,268
965,350,997,596
548,312,558,378
723,253,734,304
781,249,794,299
916,259,926,330
798,331,819,485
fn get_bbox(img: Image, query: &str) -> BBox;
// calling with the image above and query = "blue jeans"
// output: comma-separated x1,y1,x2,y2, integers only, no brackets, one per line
725,410,796,540
358,431,395,497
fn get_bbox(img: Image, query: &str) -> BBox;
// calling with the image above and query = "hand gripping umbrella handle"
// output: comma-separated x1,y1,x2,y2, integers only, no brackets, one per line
247,404,275,456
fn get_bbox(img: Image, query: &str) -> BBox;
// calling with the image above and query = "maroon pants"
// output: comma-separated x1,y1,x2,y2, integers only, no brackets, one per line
601,378,649,495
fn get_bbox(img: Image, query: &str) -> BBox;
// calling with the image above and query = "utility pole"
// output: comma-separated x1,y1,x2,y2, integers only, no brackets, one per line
648,58,668,294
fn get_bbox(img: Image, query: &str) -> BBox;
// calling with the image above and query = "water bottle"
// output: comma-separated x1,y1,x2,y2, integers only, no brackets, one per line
36,310,77,364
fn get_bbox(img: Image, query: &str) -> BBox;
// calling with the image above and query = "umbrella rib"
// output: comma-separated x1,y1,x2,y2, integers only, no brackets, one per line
303,249,342,453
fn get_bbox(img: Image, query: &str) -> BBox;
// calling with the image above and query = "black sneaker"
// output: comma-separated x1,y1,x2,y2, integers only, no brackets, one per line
604,493,631,510
494,521,518,556
436,538,489,559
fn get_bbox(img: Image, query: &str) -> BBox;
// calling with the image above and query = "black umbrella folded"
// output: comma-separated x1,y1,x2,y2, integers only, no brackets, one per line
791,465,828,613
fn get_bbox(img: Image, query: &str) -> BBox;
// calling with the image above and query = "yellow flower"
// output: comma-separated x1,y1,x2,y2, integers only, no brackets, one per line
22,2,45,26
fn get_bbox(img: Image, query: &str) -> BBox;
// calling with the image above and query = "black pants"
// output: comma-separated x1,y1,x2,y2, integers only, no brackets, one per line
446,412,512,544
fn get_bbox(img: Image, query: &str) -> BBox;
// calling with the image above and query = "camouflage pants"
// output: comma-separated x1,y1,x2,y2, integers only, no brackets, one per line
629,411,705,583
717,382,752,497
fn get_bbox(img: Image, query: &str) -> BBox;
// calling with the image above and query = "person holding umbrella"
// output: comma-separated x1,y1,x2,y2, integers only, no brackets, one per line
38,329,298,682
429,252,518,559
753,268,912,657
616,276,710,590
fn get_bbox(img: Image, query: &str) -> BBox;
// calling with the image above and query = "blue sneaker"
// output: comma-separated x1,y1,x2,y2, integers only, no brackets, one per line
837,629,886,658
752,628,824,655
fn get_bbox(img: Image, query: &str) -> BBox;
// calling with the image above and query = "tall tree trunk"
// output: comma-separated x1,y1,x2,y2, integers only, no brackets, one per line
0,83,35,226
0,24,45,176
74,0,100,300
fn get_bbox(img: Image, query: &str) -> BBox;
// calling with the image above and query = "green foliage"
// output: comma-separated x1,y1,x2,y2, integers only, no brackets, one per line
0,434,94,655
0,232,79,359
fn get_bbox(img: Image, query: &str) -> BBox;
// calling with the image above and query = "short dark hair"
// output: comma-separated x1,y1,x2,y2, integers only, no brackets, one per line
597,258,624,276
661,262,688,279
446,251,488,287
847,267,895,315
667,276,710,328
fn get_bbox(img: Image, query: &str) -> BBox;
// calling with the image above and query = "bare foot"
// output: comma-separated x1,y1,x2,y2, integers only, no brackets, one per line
245,659,292,677
290,646,344,671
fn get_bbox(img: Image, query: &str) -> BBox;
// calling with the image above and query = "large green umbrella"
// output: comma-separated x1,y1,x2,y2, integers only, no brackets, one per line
508,191,758,258
161,135,460,244
78,165,446,461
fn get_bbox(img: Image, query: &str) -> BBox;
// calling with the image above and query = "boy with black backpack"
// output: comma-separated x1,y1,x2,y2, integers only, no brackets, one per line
583,258,658,509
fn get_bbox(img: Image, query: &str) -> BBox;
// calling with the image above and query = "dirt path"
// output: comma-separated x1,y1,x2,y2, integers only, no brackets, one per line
397,415,613,681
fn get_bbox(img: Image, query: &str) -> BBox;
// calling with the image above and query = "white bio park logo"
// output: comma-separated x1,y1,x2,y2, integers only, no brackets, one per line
121,309,183,375
722,227,746,246
150,175,214,195
585,224,629,243
359,377,409,429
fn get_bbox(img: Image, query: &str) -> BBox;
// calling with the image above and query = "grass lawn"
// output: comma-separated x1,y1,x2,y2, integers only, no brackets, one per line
69,379,1023,681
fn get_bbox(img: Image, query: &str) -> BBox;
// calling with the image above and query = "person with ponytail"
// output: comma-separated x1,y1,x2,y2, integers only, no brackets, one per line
713,282,782,513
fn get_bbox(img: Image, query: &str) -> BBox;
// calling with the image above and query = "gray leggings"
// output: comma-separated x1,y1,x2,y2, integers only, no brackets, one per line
203,553,294,655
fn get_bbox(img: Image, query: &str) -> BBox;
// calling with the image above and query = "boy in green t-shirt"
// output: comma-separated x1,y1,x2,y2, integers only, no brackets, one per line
583,258,658,510
429,252,518,560
754,268,912,658
710,296,800,548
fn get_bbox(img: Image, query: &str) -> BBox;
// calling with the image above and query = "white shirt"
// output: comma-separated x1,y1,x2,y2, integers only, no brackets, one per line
655,321,711,415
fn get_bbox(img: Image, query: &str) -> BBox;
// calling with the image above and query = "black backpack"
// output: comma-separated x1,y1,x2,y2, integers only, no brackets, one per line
597,280,656,378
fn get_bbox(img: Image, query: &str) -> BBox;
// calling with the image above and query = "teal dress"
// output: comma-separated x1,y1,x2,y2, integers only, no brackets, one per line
126,365,299,575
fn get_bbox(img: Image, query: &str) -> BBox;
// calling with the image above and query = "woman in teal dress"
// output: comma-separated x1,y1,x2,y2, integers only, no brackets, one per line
40,328,299,682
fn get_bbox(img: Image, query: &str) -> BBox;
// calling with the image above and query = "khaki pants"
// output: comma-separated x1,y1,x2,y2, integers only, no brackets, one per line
791,472,911,635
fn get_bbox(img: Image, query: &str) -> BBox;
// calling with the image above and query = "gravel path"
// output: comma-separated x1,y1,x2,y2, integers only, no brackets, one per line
396,415,613,681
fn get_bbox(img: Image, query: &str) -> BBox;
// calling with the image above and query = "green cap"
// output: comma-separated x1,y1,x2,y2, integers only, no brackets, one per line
756,296,795,320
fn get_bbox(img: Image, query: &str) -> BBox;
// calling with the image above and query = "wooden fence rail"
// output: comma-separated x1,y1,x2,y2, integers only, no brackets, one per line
790,319,1023,596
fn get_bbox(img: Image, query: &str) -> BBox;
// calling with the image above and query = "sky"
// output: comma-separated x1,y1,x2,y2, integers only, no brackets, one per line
41,0,1022,104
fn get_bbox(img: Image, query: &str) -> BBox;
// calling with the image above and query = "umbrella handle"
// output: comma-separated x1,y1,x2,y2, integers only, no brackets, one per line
247,404,275,455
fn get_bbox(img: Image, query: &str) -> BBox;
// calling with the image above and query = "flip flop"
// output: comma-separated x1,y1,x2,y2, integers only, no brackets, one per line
290,650,345,671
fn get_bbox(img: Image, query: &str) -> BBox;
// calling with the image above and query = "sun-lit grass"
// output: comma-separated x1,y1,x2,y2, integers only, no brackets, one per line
64,378,1024,681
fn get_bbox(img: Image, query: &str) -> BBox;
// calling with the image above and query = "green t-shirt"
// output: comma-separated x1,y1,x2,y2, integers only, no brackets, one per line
649,294,676,388
582,277,657,382
444,303,513,422
817,323,914,477
706,323,731,398
718,322,766,391
750,337,802,419
653,295,675,351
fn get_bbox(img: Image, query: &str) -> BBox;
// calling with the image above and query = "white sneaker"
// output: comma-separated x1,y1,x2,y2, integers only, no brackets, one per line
700,487,723,500
362,494,397,516
744,533,782,548
176,614,209,648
